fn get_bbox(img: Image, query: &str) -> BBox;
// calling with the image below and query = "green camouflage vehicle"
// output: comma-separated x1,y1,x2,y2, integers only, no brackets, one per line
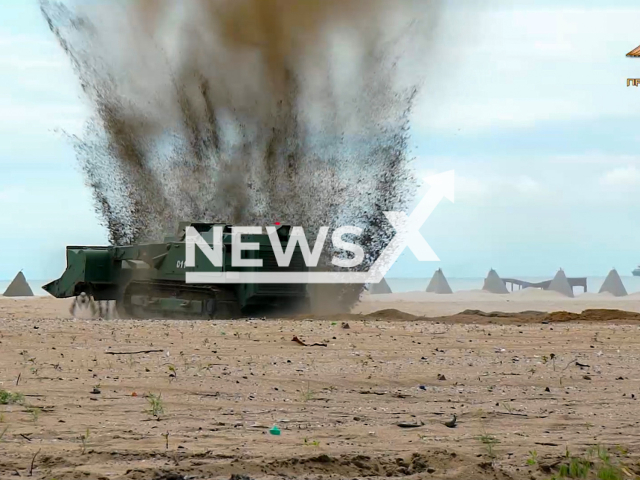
43,222,309,319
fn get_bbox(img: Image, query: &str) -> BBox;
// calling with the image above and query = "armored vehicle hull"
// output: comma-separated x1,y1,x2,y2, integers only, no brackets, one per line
44,223,309,319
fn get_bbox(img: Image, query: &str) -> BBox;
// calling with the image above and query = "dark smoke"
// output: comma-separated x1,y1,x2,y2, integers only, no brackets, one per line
41,0,440,310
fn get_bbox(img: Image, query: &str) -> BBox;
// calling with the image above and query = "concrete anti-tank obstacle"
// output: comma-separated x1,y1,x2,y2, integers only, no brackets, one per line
599,269,627,297
368,278,392,295
548,269,574,298
426,269,453,294
3,271,34,297
482,269,509,294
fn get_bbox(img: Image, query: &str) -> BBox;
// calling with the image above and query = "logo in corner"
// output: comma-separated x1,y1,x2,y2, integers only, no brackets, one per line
627,45,640,57
626,45,640,87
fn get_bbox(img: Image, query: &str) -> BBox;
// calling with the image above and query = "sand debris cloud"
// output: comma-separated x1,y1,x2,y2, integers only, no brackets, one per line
40,0,442,310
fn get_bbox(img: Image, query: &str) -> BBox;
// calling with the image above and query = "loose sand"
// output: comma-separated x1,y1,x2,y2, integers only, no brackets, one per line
357,289,640,317
2,296,640,479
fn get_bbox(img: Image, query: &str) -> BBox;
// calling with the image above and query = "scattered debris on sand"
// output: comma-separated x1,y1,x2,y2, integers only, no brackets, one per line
1,305,640,479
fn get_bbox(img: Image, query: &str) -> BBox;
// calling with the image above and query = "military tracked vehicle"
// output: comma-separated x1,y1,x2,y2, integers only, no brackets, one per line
43,222,309,319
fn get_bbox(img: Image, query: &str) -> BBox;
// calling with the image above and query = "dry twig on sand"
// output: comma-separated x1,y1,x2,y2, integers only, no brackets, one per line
105,349,164,355
28,449,40,476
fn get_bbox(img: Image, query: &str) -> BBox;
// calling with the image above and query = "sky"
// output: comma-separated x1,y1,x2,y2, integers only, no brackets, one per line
1,1,640,281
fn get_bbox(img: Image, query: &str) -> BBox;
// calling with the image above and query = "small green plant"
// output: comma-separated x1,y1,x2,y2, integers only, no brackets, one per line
502,402,514,414
303,438,320,447
557,457,591,479
614,445,628,456
551,446,625,480
0,426,8,442
0,390,24,405
80,428,90,454
28,406,41,423
300,382,315,402
478,432,500,458
527,450,538,466
596,465,622,480
595,445,610,463
147,393,164,419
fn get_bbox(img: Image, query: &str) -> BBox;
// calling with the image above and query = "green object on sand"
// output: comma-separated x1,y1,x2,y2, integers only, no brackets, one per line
42,222,311,319
269,426,281,436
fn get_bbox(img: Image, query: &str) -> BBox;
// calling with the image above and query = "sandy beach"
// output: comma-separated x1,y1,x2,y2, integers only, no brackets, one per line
5,287,640,322
5,0,640,478
2,295,640,479
356,289,640,316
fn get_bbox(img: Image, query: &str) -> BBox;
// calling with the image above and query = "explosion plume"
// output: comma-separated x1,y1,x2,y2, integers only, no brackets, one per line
41,0,440,310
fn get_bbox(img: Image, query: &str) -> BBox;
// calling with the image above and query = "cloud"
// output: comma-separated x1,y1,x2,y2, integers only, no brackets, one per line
0,56,66,70
0,187,26,202
456,175,488,198
514,176,542,194
0,31,66,70
0,34,52,48
411,7,640,132
548,154,640,165
0,102,88,134
467,175,545,199
601,166,640,188
415,166,545,204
